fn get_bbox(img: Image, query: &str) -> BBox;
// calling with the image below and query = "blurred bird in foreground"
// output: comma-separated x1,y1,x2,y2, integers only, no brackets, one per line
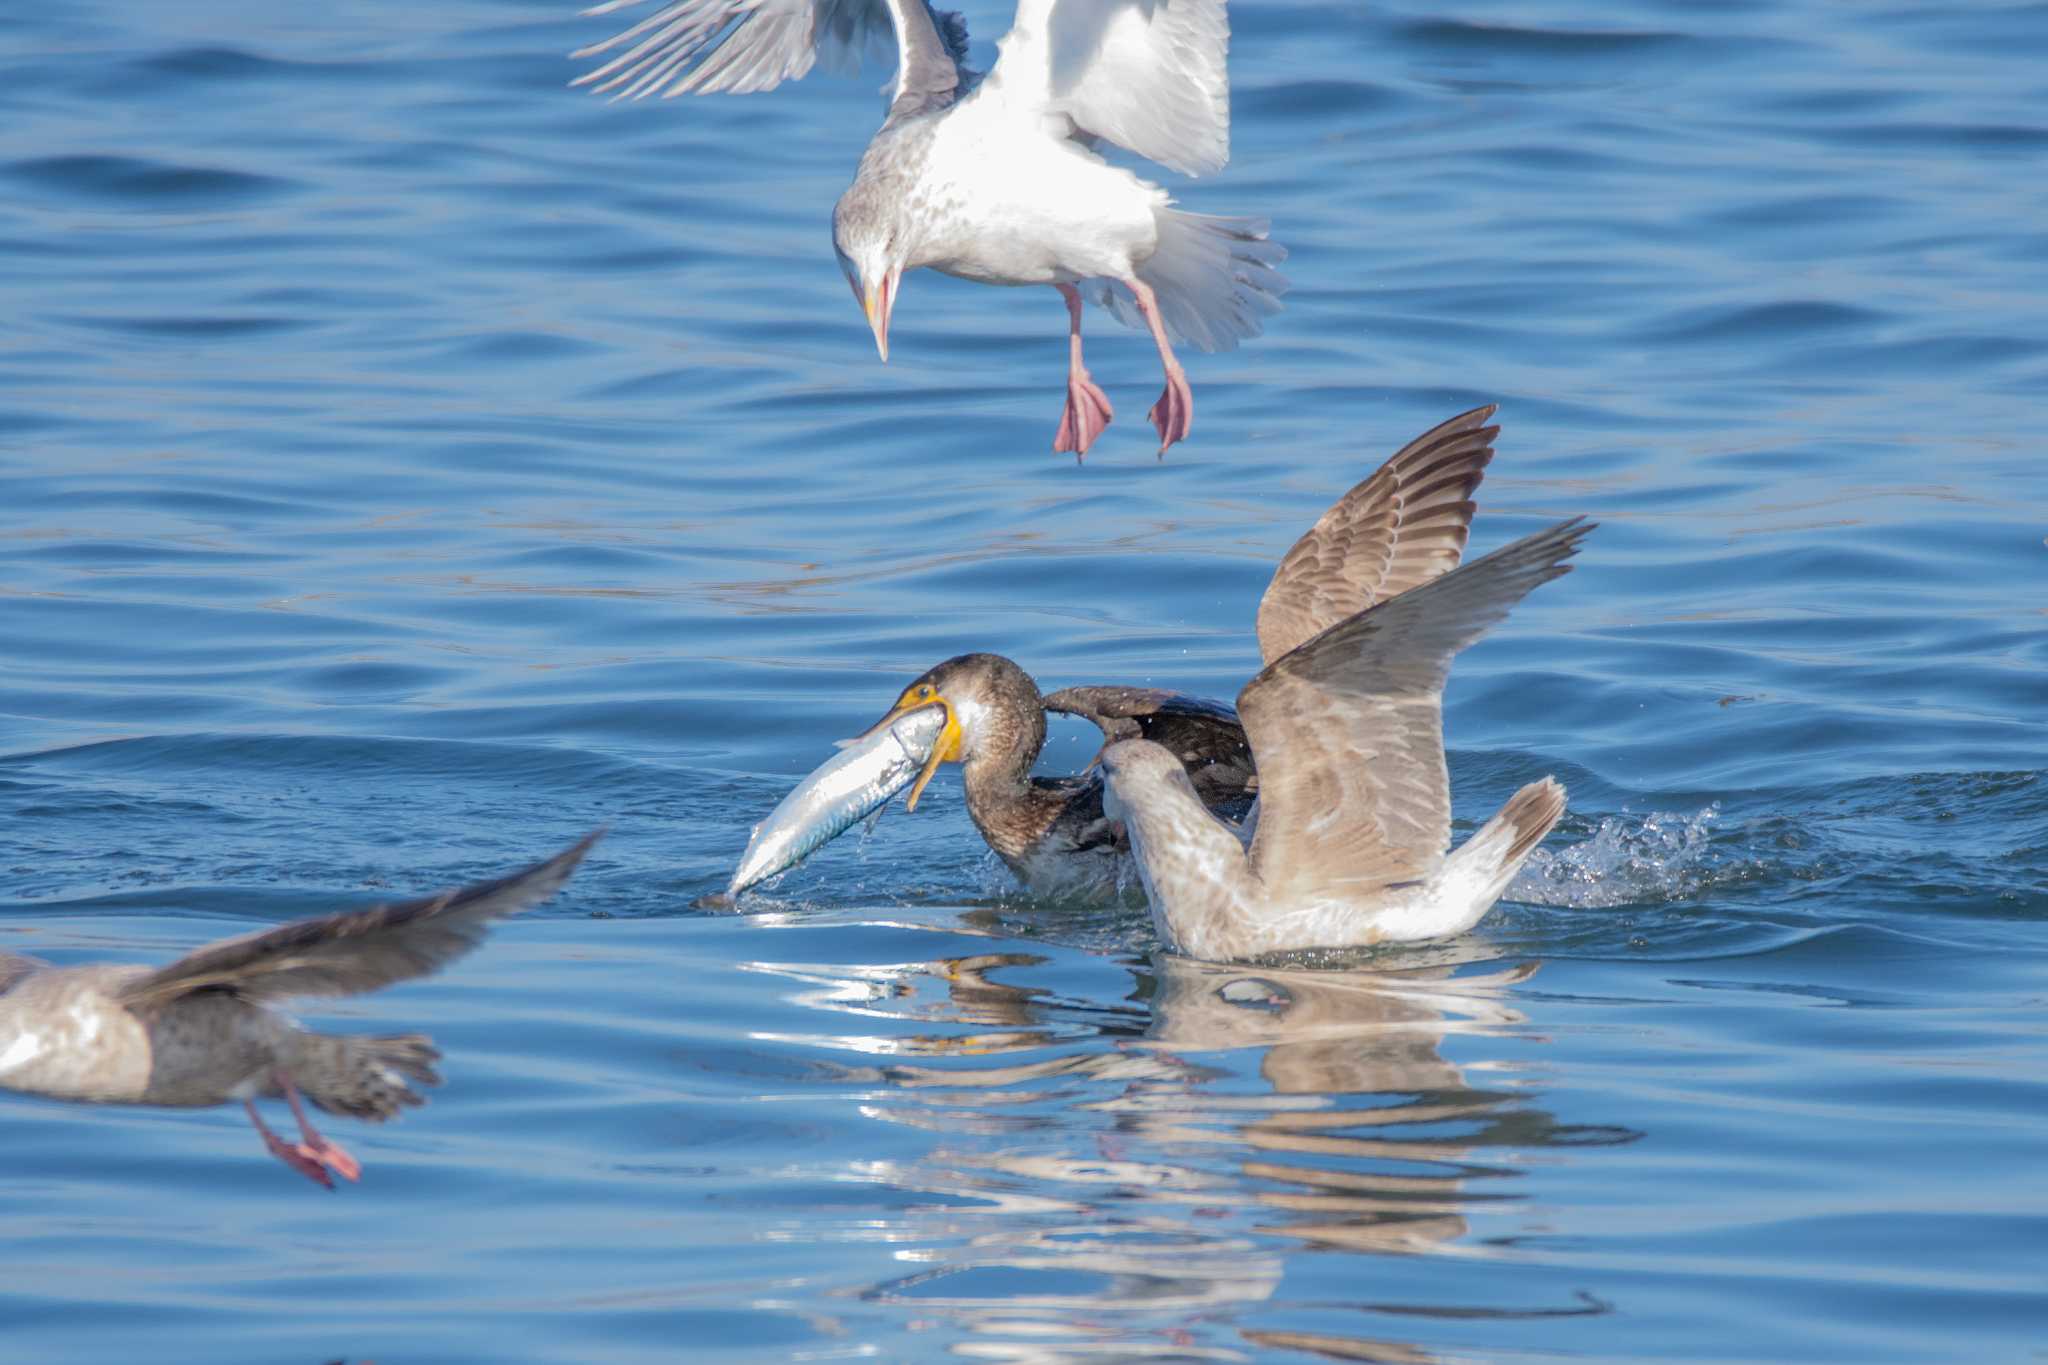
0,832,601,1188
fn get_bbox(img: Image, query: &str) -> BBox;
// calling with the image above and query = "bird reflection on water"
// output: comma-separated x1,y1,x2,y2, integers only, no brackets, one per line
746,946,1635,1358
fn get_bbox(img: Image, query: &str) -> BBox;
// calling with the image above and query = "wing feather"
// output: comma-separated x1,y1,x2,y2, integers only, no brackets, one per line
1240,520,1591,901
980,0,1233,175
574,0,970,110
1043,684,1255,808
1256,405,1498,665
115,831,603,1010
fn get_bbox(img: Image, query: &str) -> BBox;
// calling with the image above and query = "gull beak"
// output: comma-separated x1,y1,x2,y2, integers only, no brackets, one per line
861,268,898,364
856,692,961,813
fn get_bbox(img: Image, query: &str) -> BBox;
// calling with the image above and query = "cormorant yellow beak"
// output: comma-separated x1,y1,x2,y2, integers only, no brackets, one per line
862,683,960,812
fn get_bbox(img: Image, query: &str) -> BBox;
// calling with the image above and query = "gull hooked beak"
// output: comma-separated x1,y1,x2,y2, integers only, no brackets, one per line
854,686,961,812
859,267,899,363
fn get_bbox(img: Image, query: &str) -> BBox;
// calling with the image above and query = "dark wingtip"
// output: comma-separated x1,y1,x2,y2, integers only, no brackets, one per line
526,826,607,889
455,826,605,919
1423,403,1499,440
1553,514,1598,558
560,825,608,864
933,6,972,70
1507,516,1597,582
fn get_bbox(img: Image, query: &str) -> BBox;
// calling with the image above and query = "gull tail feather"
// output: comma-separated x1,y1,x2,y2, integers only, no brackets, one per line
290,1032,442,1122
1089,209,1289,353
1435,778,1567,934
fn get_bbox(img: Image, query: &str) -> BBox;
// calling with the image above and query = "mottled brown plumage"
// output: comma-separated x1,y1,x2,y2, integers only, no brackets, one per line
1257,404,1497,663
0,831,601,1188
1241,522,1587,902
885,653,1253,899
1041,684,1257,802
1103,520,1591,960
864,407,1512,902
118,838,598,1009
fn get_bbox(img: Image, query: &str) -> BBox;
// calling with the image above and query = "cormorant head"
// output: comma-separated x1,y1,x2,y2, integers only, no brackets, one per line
862,653,1044,811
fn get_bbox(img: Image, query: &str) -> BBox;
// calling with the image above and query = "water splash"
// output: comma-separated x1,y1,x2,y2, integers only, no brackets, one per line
1511,805,1725,909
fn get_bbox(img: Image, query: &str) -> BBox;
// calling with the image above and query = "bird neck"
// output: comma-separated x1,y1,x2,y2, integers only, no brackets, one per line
1116,772,1261,960
959,727,1050,865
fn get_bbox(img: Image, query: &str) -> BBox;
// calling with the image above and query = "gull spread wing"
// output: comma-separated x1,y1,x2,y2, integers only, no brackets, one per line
574,0,970,114
1043,685,1255,807
1256,406,1498,666
1239,520,1591,903
978,0,1233,176
115,831,603,1010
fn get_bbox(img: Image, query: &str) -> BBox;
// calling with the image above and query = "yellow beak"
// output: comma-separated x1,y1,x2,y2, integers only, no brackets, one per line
861,272,894,363
861,693,961,812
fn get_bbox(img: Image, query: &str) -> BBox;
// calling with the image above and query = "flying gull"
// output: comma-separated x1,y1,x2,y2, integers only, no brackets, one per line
575,0,1287,457
1100,519,1592,960
0,832,601,1188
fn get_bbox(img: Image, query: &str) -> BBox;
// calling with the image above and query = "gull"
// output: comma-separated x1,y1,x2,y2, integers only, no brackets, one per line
817,406,1503,901
1100,519,1592,960
575,0,1287,457
0,832,601,1188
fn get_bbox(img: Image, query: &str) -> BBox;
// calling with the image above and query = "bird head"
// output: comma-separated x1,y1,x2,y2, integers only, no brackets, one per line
831,196,904,363
1096,739,1190,829
856,654,1044,812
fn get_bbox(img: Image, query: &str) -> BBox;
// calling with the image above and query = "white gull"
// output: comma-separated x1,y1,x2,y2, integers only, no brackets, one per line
575,0,1287,457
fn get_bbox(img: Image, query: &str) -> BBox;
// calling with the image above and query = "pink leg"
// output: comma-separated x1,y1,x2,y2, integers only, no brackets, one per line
1124,277,1192,456
246,1097,334,1189
1052,283,1114,458
244,1076,361,1188
281,1077,362,1184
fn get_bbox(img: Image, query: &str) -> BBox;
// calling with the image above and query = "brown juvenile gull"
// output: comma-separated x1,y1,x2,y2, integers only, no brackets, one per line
0,831,602,1188
574,0,1287,457
1100,519,1592,961
848,405,1503,900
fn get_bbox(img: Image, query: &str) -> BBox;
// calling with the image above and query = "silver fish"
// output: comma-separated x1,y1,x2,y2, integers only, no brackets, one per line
726,702,949,896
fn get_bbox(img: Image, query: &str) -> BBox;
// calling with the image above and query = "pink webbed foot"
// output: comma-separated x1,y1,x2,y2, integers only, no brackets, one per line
1147,365,1193,457
300,1133,362,1184
256,1121,338,1189
262,1130,360,1188
1054,371,1115,457
245,1077,364,1189
280,1076,361,1183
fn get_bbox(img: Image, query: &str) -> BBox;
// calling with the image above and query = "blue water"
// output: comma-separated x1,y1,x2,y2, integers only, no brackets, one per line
3,0,2045,1359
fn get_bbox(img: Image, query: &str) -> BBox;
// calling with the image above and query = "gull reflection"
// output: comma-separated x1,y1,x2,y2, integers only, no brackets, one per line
764,945,1630,1361
1132,956,1541,1261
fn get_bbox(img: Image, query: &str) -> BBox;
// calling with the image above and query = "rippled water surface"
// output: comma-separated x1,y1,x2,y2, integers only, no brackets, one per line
3,1,2045,1360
